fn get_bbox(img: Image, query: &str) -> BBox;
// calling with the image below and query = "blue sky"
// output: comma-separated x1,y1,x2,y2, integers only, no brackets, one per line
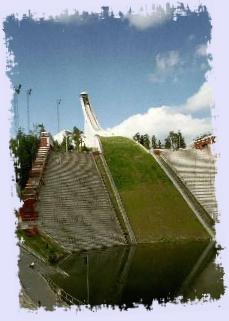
4,4,212,142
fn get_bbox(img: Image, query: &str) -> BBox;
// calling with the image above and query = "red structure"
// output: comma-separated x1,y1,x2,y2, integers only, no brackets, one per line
192,135,216,150
19,198,38,221
153,149,162,156
19,132,52,226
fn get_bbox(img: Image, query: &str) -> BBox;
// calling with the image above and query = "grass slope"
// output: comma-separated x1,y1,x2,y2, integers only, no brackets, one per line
17,230,67,263
100,137,208,242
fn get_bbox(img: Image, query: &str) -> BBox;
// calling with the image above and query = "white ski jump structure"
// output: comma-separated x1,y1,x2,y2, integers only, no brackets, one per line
80,92,111,151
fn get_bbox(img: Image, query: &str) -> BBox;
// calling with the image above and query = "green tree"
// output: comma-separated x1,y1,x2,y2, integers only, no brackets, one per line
170,131,179,150
139,134,144,146
9,128,39,190
72,126,82,151
52,140,61,152
157,140,162,149
178,131,186,149
164,136,171,149
164,131,186,150
151,135,157,149
143,134,150,149
133,132,141,143
31,123,45,136
61,136,74,152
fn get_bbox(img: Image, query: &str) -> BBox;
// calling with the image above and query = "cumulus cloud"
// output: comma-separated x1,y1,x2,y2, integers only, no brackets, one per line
195,44,207,57
156,50,179,70
184,82,213,112
107,83,213,144
150,50,180,83
128,12,170,30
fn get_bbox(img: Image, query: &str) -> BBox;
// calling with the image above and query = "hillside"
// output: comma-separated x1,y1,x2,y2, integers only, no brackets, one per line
100,137,209,243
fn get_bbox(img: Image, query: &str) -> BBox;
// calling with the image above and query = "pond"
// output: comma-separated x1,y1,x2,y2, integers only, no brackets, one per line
48,240,224,309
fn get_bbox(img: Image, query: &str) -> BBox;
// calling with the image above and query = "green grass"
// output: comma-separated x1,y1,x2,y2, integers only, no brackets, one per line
94,154,128,239
17,229,67,263
100,136,209,243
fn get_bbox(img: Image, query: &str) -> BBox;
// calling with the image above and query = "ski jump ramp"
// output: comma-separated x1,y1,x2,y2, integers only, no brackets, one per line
80,92,111,151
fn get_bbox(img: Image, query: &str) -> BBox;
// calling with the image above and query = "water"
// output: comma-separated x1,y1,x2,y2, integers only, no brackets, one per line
47,240,224,309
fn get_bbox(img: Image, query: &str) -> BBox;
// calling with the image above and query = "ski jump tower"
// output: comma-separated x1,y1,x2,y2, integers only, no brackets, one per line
80,92,110,151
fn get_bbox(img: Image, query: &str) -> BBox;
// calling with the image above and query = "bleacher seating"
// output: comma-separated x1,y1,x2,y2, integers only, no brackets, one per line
161,147,218,221
36,151,126,251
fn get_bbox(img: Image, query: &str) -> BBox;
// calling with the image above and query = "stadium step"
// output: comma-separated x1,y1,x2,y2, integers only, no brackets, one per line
36,151,126,251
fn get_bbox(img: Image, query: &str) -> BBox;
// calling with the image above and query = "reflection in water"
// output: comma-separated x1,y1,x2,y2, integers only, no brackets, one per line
49,241,224,309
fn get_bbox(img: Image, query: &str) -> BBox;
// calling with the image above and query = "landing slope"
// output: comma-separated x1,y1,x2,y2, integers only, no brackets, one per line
100,137,208,242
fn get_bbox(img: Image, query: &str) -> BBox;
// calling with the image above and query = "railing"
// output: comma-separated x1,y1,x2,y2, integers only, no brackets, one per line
44,277,83,306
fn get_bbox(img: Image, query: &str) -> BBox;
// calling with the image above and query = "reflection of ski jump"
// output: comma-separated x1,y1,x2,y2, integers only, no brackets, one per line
176,241,216,300
80,92,110,150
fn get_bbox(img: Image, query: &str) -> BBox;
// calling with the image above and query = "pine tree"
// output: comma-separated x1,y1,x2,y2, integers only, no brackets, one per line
157,140,162,149
164,137,171,149
72,126,82,151
133,132,141,143
178,131,186,149
143,134,150,149
151,135,157,149
169,131,179,150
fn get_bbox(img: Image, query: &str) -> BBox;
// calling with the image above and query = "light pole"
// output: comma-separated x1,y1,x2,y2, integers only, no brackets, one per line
14,84,22,134
26,88,32,133
56,98,61,132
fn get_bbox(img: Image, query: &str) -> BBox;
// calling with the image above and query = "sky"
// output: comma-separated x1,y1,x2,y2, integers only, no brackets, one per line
4,3,213,143
1,2,229,321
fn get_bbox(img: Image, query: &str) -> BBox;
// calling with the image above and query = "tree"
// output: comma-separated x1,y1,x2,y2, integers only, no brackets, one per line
61,136,74,152
157,140,162,149
134,133,150,149
170,131,179,150
32,123,45,136
164,131,186,150
178,131,186,149
52,140,62,152
139,134,144,146
151,135,157,149
164,137,171,149
72,126,82,151
133,132,141,143
9,128,39,190
143,134,150,149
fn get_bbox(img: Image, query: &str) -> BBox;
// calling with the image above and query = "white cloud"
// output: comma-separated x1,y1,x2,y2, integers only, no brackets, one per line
107,83,213,144
195,44,207,57
184,82,213,112
128,12,170,30
156,50,179,70
150,51,180,83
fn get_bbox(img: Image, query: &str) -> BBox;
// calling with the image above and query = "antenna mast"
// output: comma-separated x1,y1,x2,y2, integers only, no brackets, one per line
14,84,22,134
26,88,32,133
56,98,61,132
